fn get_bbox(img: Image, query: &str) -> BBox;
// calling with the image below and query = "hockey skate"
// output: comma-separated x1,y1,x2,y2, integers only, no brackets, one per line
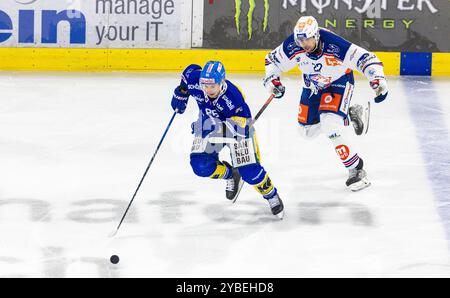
346,159,371,191
266,193,285,220
349,102,370,135
223,161,244,203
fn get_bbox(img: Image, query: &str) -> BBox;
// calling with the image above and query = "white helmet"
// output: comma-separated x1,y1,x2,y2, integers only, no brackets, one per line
294,16,320,47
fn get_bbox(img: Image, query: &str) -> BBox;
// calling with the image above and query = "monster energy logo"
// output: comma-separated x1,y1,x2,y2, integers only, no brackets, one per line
235,0,269,40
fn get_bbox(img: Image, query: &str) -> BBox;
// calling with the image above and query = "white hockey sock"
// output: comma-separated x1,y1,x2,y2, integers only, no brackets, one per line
320,113,361,170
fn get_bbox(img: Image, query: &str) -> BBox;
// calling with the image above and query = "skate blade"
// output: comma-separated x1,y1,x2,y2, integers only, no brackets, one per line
348,179,371,192
231,179,245,204
363,101,371,135
275,210,285,220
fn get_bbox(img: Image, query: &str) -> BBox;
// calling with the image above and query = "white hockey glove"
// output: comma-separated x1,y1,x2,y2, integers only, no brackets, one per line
263,74,285,99
370,78,388,103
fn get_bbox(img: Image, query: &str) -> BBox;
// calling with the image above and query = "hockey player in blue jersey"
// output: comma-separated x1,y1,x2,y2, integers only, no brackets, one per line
264,16,389,191
171,61,284,219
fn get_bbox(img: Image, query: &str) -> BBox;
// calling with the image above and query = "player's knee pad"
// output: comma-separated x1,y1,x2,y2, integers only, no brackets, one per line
237,163,266,185
298,123,321,140
190,153,217,177
320,112,344,137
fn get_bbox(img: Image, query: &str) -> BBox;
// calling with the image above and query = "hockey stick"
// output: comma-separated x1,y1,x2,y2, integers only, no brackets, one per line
249,93,275,128
110,110,178,237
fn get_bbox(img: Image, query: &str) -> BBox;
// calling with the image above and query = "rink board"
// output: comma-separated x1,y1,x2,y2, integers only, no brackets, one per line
0,48,399,75
0,48,448,76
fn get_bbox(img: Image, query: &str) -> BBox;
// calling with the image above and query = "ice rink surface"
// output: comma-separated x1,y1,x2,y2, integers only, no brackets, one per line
0,72,449,277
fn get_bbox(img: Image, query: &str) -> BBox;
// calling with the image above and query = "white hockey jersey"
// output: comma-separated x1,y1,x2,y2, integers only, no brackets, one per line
265,28,385,92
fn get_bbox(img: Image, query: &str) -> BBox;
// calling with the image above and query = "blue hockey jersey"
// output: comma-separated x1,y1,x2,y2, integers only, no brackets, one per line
179,65,252,138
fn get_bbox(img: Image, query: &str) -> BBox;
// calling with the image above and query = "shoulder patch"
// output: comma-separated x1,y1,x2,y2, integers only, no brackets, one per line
283,34,304,59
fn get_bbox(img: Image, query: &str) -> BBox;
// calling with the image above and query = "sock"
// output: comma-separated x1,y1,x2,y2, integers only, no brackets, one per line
209,162,232,179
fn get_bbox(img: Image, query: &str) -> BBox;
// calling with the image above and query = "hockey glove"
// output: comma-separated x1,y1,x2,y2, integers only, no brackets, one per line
370,78,388,103
263,75,285,99
171,85,189,114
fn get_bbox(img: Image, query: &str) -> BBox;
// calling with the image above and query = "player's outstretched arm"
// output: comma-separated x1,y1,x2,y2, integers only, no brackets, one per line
345,45,388,103
263,37,299,99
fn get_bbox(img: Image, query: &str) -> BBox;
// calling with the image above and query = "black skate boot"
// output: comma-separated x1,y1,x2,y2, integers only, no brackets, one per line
346,159,371,191
266,193,284,220
349,102,370,136
223,161,244,203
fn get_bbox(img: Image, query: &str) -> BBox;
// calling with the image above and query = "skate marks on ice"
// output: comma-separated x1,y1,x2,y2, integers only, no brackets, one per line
289,173,375,227
0,198,138,224
0,199,51,222
297,202,374,227
402,77,450,247
0,191,280,277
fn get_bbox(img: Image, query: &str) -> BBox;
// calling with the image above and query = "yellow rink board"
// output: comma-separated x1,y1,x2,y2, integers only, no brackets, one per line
432,53,450,76
0,48,423,76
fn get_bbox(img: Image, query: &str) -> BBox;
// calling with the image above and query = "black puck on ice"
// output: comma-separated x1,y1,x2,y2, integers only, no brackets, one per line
110,255,120,264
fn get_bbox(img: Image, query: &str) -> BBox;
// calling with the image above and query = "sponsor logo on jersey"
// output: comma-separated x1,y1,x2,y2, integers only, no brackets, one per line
335,144,350,160
319,92,341,112
194,96,204,103
324,94,333,104
188,83,202,90
340,83,353,114
268,52,281,64
298,104,309,124
222,95,235,110
328,44,340,53
325,56,342,66
215,103,224,111
287,41,297,51
357,53,377,70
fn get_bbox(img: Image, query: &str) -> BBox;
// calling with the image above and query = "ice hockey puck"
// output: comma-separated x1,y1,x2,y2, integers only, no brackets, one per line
110,255,119,264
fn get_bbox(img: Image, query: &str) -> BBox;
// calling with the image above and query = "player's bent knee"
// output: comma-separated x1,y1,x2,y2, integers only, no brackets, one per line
320,112,344,135
298,122,321,140
237,164,266,185
190,154,217,177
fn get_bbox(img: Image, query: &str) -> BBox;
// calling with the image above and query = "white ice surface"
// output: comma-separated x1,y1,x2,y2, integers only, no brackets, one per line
0,72,449,277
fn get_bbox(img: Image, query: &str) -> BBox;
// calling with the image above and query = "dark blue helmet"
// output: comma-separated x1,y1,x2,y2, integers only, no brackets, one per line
200,61,226,85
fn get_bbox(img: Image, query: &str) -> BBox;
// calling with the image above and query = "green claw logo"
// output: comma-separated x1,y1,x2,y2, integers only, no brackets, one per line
235,0,269,40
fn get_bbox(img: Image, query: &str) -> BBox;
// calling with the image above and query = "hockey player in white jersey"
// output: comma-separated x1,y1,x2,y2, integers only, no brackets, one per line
264,16,388,191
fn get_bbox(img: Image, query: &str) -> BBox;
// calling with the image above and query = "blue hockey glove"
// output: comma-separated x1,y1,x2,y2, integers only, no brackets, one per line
171,85,189,114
